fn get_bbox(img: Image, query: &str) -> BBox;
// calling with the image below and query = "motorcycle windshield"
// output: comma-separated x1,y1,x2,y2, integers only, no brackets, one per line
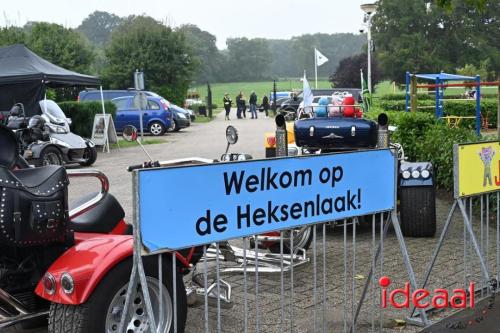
39,100,68,125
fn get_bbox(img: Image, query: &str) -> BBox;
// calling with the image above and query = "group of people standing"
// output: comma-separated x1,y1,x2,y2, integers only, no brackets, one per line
223,91,270,120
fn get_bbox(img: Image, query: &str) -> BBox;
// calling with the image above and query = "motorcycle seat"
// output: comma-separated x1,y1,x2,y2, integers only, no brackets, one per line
6,165,69,196
70,192,126,234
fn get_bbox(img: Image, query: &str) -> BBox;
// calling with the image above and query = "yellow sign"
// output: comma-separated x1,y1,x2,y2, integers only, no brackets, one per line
454,141,500,198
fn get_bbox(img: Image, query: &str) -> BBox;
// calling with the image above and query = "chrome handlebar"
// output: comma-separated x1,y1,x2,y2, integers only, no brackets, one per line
67,169,109,220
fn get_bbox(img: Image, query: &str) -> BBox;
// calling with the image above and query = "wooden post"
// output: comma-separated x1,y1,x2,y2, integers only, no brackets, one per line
410,75,417,112
207,82,213,118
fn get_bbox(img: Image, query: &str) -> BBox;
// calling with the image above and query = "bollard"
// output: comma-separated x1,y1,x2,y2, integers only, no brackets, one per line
275,114,288,157
377,113,389,148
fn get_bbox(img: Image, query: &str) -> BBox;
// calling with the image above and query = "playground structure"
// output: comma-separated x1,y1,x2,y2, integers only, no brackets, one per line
405,71,500,136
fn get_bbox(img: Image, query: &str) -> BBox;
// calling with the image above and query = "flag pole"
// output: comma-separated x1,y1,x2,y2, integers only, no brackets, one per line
360,69,364,90
314,48,318,89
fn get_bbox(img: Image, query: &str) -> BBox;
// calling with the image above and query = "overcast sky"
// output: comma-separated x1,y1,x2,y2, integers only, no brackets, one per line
1,0,369,49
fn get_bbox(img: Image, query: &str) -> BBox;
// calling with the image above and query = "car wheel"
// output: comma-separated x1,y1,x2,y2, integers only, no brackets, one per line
169,120,177,132
149,121,166,136
40,146,63,166
79,146,97,166
173,120,181,132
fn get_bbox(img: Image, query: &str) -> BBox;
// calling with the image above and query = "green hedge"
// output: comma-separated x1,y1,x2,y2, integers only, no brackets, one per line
376,99,498,128
365,110,479,190
418,125,479,190
378,93,433,101
378,93,497,102
190,104,219,115
59,101,117,138
365,111,435,161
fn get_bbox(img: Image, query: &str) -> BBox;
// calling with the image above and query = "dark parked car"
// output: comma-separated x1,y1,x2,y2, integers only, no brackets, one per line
267,96,291,111
111,96,172,136
184,108,196,121
279,96,303,113
279,89,363,119
169,104,191,132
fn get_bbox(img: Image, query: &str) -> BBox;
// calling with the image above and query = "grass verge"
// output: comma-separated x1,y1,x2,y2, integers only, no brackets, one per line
192,80,332,105
111,138,166,149
193,108,223,123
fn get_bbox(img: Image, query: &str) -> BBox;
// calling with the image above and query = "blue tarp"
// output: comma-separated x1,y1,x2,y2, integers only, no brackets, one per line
415,72,476,81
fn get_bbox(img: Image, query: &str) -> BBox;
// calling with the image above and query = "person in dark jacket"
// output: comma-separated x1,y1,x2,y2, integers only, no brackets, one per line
236,91,246,119
223,93,232,120
236,92,242,119
262,95,270,118
249,91,258,119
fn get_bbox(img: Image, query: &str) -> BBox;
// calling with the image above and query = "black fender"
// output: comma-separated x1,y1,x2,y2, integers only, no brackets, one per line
399,161,434,187
84,138,96,148
27,142,62,159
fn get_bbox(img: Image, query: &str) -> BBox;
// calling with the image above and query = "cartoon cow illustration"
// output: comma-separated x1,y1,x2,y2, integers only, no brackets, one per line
479,146,495,187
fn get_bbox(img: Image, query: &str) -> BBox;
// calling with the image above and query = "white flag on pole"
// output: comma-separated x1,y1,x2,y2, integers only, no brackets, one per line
315,48,329,67
302,73,314,113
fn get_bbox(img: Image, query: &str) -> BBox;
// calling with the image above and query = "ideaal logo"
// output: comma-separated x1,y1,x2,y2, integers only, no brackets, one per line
379,276,475,309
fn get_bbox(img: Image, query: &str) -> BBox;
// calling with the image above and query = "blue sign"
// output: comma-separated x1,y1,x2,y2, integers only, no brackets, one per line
137,149,396,252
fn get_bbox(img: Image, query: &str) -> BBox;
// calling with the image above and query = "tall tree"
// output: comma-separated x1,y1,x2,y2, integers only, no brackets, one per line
224,38,271,82
177,24,219,83
104,15,197,105
372,0,499,83
267,39,295,78
330,53,381,88
436,0,493,11
289,33,366,78
0,22,95,75
0,26,26,46
78,11,123,47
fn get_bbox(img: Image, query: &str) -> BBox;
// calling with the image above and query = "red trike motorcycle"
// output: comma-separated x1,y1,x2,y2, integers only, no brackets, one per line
0,123,193,333
0,124,309,333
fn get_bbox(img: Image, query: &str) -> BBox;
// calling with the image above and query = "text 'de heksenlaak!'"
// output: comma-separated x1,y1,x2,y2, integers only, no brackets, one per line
136,149,396,252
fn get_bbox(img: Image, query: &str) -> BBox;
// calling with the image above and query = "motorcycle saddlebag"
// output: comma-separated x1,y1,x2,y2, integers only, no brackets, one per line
0,165,69,246
294,117,378,150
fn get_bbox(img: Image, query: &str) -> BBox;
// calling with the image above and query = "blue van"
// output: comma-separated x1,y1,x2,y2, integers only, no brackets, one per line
78,89,160,102
111,96,172,136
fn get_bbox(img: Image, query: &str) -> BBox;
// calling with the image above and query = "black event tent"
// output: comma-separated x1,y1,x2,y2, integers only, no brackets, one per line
0,44,100,115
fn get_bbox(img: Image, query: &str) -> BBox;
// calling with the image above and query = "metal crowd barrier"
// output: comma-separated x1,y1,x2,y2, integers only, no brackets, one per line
405,141,500,328
120,212,432,333
116,147,445,333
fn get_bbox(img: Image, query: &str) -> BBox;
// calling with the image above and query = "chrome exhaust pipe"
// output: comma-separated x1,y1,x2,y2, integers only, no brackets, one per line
186,279,233,309
0,288,28,315
377,113,389,148
0,311,49,329
0,307,10,321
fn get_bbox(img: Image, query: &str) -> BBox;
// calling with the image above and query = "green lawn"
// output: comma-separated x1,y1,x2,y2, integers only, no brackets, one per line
373,80,498,97
192,79,332,105
373,80,401,96
193,108,223,123
192,80,496,105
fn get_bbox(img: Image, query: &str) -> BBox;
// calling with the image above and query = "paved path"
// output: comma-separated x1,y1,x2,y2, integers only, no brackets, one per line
68,109,275,218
